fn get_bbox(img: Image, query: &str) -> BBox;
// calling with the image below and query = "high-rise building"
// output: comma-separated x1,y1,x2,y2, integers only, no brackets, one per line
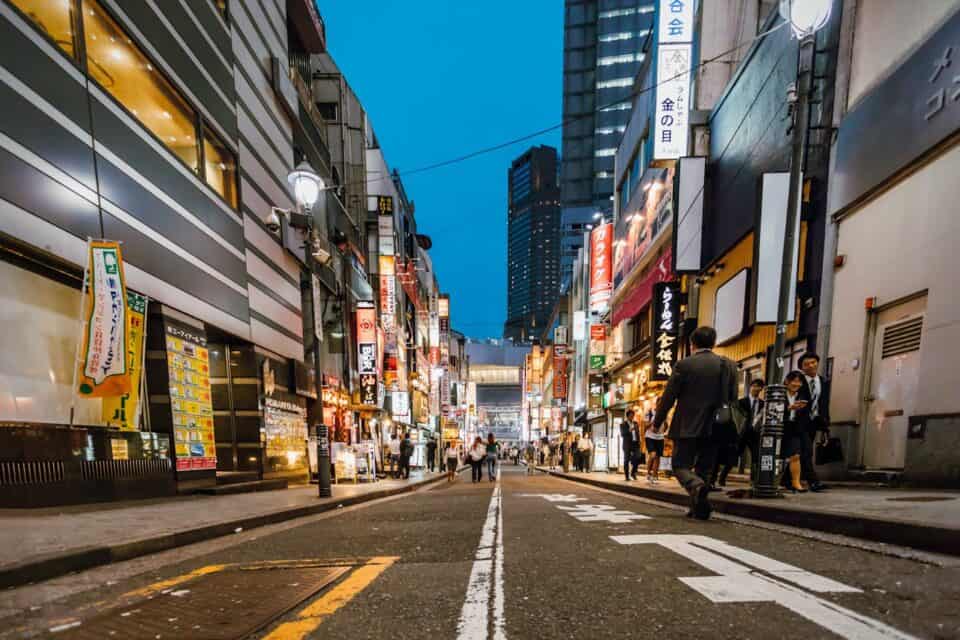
504,146,561,342
560,0,655,287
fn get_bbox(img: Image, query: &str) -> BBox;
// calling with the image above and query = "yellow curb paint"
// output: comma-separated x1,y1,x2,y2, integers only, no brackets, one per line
122,563,229,599
263,556,399,640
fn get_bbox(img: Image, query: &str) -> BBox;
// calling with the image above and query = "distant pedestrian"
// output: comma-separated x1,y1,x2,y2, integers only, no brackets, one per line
525,443,536,474
444,442,459,482
653,326,737,520
572,435,582,472
578,433,593,472
485,433,500,481
798,352,830,492
782,371,811,493
388,434,401,478
398,432,414,479
644,412,665,484
561,434,572,473
620,410,641,481
541,441,550,467
426,438,437,473
719,379,764,484
468,437,486,483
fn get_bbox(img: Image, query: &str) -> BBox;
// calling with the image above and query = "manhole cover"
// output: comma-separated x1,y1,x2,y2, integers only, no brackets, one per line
885,496,957,503
51,565,349,639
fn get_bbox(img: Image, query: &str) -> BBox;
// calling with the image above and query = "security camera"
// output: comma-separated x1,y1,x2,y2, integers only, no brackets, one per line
311,240,331,266
265,208,282,234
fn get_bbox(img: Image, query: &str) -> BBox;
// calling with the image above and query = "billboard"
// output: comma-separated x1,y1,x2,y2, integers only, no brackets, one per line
589,223,613,312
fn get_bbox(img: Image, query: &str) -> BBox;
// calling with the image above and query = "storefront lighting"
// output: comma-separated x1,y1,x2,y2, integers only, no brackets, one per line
287,161,323,211
285,451,300,466
779,0,832,38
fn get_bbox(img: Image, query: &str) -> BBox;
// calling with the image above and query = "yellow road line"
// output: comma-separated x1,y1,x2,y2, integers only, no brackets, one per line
263,556,400,640
121,563,228,599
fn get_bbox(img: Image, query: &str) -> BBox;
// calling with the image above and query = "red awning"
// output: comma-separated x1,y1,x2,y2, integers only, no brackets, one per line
612,248,673,326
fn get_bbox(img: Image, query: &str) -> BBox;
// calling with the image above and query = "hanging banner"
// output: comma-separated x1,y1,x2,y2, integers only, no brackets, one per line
379,255,396,351
651,281,681,380
589,223,613,312
356,303,377,375
78,240,131,397
102,291,148,430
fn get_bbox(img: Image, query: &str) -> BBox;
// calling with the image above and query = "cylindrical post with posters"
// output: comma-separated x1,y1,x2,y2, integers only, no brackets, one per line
753,384,787,498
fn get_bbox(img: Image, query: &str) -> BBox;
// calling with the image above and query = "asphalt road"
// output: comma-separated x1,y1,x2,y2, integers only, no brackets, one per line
3,466,959,639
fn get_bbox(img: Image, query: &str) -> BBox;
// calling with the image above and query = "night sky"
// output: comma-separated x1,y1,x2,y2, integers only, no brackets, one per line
321,1,562,339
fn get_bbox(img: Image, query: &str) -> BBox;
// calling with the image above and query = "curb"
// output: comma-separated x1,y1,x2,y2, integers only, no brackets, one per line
541,469,960,557
0,473,450,590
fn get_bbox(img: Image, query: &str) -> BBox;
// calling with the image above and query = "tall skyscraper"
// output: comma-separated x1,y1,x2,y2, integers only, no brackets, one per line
560,0,655,287
504,146,561,342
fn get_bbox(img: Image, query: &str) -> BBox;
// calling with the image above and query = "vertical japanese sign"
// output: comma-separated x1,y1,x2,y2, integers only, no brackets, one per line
553,345,568,401
429,311,440,366
589,223,613,312
102,291,148,430
651,282,681,381
356,303,377,375
165,321,215,471
653,0,694,160
588,374,604,409
78,240,130,397
379,255,396,350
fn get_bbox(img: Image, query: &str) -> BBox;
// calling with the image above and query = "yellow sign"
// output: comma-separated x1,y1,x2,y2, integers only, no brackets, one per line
78,240,131,397
103,291,148,430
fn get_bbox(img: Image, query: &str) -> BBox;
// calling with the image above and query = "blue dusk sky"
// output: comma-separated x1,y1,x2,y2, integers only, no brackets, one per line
320,1,563,339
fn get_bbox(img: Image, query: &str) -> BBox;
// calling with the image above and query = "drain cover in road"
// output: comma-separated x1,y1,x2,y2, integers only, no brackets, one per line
52,565,350,639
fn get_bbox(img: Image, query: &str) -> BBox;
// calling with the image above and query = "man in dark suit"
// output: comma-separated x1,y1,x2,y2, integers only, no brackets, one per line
620,410,641,481
798,352,830,492
653,326,737,520
716,379,765,486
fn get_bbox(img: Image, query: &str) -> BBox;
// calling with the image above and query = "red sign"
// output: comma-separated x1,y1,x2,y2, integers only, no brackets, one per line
589,223,613,311
611,248,673,326
356,304,376,375
553,353,568,399
590,324,606,341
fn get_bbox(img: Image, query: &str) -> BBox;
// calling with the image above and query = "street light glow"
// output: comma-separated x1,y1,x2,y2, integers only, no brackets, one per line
779,0,832,38
287,161,323,210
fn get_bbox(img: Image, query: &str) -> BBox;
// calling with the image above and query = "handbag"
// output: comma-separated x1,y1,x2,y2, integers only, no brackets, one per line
714,358,745,431
815,437,844,465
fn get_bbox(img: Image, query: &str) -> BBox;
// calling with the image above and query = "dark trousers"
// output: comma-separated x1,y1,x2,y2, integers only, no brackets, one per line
672,437,719,494
719,427,759,485
470,460,483,482
623,448,640,480
799,432,820,485
399,456,410,479
427,452,436,472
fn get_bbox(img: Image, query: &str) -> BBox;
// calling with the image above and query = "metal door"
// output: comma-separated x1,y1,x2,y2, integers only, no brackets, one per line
863,300,925,469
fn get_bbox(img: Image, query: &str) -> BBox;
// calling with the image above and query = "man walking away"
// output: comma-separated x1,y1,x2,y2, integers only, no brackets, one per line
579,433,593,472
426,438,437,473
799,352,830,492
620,411,641,481
653,326,737,520
485,433,499,481
398,433,414,479
388,434,401,478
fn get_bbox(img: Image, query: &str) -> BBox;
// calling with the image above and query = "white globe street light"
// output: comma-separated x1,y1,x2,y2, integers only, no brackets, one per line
287,161,323,211
779,0,832,38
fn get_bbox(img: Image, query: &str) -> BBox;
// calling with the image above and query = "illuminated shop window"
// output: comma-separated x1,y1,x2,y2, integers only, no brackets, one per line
82,0,199,170
203,126,238,208
10,0,76,58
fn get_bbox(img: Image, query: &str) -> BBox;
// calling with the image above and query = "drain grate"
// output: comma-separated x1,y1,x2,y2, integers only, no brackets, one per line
885,496,956,503
51,565,349,639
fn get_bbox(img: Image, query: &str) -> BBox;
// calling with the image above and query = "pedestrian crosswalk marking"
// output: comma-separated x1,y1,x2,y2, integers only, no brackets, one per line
611,534,918,640
557,503,652,523
517,493,585,503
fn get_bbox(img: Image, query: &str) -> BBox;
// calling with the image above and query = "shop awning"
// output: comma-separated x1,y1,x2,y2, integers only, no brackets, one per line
611,248,673,326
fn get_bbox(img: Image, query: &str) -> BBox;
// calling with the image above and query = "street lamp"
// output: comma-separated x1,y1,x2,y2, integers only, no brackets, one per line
288,160,322,211
756,0,832,498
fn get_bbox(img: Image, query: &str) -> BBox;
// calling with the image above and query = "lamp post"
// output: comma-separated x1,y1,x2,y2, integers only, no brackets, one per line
756,0,832,498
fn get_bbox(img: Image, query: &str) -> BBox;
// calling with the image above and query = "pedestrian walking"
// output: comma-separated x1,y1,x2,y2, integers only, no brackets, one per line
525,443,537,474
426,438,437,473
485,433,499,481
578,433,593,472
398,432,414,479
444,442,459,482
388,434,401,478
562,434,573,473
620,411,641,480
644,414,665,484
798,352,830,492
572,434,582,472
781,371,812,493
653,326,737,520
541,440,550,467
468,437,485,483
718,379,764,485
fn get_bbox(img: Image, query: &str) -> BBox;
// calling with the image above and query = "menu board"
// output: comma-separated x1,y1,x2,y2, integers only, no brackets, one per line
165,322,216,471
264,393,308,472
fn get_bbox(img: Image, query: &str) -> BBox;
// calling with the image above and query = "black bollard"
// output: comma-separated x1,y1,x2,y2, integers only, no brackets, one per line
752,384,786,498
317,424,332,498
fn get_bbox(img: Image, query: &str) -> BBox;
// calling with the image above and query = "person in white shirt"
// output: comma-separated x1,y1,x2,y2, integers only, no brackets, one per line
388,434,401,478
644,411,666,483
798,352,830,492
578,434,594,473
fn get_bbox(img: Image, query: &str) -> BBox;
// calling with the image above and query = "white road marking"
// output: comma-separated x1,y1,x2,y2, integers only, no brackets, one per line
611,534,918,639
557,504,652,523
517,493,585,503
457,482,506,640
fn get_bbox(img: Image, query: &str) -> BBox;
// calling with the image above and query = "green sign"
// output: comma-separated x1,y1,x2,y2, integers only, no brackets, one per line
589,355,606,370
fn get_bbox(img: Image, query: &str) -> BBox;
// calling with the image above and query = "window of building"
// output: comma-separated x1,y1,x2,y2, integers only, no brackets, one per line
597,77,633,89
599,8,637,18
316,102,338,120
210,0,228,21
598,32,633,42
598,54,642,66
203,126,238,208
9,0,76,58
594,148,616,157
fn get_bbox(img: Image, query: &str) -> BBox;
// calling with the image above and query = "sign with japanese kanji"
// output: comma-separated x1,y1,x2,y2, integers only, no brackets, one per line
651,282,681,381
658,0,694,44
654,43,692,160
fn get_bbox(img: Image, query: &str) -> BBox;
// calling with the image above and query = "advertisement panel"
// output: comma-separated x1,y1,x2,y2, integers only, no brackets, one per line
102,291,147,430
589,223,613,312
658,0,694,43
653,43,692,160
588,374,604,409
359,373,377,406
379,256,396,351
378,215,395,256
77,240,130,397
651,282,681,381
356,303,377,375
165,320,216,471
614,167,674,289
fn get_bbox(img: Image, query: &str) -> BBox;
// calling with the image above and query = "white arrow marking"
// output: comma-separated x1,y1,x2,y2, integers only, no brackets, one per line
558,503,652,523
517,493,585,503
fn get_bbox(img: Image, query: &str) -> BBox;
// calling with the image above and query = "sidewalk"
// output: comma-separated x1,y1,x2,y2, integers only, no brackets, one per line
0,471,448,589
539,468,960,556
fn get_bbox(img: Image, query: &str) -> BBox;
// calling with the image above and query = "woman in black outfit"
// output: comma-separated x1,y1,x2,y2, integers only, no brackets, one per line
782,371,810,493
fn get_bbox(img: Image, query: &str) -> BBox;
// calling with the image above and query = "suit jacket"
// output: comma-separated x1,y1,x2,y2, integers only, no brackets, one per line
654,350,737,439
620,420,640,451
738,396,763,431
784,398,813,440
799,375,831,434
